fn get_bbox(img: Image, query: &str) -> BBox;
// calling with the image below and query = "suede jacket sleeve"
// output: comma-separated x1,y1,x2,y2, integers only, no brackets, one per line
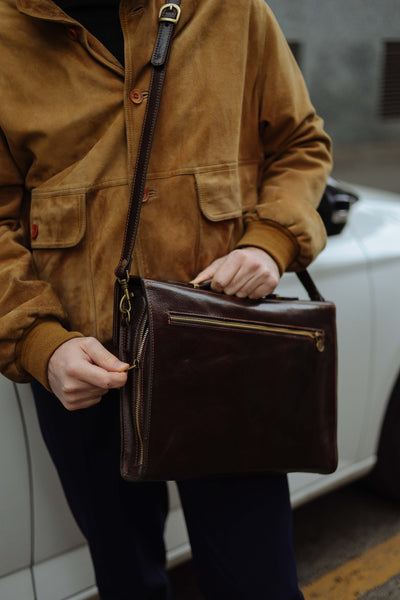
236,4,332,274
0,130,82,388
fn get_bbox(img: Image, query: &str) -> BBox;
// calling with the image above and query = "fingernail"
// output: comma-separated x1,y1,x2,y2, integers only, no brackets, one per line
116,362,130,372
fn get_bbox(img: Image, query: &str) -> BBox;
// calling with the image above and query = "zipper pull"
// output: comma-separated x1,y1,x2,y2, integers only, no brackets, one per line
314,332,325,352
126,358,140,371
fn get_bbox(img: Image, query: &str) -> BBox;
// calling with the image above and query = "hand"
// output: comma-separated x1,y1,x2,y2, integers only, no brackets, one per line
191,247,280,299
48,337,129,411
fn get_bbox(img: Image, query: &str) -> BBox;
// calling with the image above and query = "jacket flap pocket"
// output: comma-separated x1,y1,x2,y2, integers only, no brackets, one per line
30,192,86,249
195,169,242,222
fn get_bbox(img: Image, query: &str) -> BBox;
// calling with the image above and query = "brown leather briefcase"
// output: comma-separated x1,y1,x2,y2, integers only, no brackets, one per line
116,275,337,481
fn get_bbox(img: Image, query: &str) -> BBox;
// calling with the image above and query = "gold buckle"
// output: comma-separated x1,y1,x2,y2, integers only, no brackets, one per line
159,3,181,24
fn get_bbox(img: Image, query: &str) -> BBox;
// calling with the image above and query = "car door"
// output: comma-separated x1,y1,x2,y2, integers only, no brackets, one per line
0,378,35,599
345,188,400,462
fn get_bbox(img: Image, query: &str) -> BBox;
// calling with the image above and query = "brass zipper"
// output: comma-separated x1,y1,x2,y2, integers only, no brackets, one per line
169,312,325,352
132,314,149,466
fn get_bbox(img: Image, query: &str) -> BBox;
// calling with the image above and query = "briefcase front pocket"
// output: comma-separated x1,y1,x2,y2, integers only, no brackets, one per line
168,311,326,351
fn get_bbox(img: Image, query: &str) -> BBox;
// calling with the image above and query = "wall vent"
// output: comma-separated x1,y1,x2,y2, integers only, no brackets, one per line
381,41,400,118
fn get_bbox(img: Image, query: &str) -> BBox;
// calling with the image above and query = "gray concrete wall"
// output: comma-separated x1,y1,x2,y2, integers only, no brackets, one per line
267,0,400,146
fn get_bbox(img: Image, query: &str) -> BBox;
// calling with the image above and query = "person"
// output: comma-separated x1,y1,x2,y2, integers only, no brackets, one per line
0,0,331,598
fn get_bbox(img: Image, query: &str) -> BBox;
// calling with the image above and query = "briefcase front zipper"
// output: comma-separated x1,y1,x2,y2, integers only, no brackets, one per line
168,311,326,352
131,314,149,467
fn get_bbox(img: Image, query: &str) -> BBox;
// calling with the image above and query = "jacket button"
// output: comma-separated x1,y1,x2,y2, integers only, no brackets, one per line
31,224,39,239
66,27,79,41
129,89,144,104
142,189,149,203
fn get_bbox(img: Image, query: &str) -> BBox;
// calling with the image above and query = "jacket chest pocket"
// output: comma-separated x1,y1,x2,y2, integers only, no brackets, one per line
195,168,243,222
193,166,257,271
195,162,259,219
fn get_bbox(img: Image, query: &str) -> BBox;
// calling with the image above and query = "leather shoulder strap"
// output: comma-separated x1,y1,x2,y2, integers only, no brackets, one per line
115,2,182,280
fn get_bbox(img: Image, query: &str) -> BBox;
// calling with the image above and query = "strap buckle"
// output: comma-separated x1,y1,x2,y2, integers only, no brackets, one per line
159,3,181,24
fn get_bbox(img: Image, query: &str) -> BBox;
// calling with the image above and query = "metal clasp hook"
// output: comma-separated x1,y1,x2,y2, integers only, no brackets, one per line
117,270,133,323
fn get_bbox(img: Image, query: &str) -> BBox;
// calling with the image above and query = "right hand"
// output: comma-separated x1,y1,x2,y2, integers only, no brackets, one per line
48,337,129,411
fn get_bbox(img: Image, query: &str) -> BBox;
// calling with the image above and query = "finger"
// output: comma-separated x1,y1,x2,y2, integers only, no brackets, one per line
227,251,280,296
234,271,279,298
81,337,129,372
227,270,262,297
75,360,128,390
208,255,244,292
52,376,106,411
63,394,103,412
223,263,280,298
220,260,258,295
58,374,124,411
248,282,276,299
55,346,128,390
59,378,108,398
228,266,276,296
210,250,255,293
190,257,223,284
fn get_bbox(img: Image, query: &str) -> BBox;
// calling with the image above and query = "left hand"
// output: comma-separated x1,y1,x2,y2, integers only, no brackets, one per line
48,337,129,411
191,247,280,299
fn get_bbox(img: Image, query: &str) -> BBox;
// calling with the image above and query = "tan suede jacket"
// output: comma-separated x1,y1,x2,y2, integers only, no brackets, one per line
0,0,332,388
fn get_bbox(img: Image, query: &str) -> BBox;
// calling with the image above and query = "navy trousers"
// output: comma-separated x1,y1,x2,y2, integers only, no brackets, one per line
32,382,304,600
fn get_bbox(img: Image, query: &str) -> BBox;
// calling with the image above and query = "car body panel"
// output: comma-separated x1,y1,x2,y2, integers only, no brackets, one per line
0,570,35,600
13,384,96,600
15,385,84,563
345,185,400,460
32,546,95,600
0,381,31,579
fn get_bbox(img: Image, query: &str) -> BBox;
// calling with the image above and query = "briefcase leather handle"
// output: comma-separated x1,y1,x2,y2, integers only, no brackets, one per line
296,270,325,302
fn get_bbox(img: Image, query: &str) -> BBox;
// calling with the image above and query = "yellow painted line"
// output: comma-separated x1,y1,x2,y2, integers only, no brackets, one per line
302,531,400,599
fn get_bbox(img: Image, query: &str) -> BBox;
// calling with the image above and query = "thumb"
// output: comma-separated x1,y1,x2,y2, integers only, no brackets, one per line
82,338,129,372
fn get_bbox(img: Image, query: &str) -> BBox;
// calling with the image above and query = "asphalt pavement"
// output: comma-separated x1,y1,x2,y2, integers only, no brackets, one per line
294,483,400,599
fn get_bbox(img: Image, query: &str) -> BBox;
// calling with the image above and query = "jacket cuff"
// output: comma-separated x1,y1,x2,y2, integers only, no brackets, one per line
236,220,299,275
18,320,84,391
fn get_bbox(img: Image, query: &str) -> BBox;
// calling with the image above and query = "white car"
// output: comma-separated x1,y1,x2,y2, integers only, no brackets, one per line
2,180,400,599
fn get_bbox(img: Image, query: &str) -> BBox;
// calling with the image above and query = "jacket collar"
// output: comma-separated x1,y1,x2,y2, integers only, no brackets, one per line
16,0,148,22
16,0,78,22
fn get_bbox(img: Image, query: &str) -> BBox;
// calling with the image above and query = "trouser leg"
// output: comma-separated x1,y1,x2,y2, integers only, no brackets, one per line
177,474,304,600
31,383,171,600
32,382,303,599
